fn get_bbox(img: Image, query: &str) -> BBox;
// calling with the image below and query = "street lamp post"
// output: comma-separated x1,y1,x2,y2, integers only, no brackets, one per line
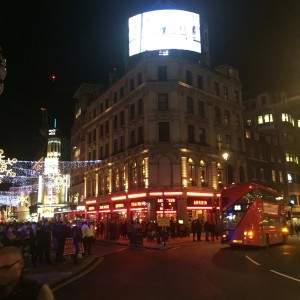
222,152,229,185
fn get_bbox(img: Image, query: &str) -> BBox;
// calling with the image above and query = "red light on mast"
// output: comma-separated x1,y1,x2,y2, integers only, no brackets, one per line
50,74,57,81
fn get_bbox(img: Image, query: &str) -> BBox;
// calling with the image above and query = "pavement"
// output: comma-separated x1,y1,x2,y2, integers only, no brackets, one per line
24,235,203,289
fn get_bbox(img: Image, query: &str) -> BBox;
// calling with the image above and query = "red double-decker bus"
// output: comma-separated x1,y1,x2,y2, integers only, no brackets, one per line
221,183,289,247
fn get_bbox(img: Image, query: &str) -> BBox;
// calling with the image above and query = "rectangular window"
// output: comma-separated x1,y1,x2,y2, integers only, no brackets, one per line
88,132,92,144
272,170,276,182
187,97,194,115
158,66,167,81
216,133,222,150
130,130,135,146
264,114,273,123
130,78,135,91
100,102,104,113
159,122,170,142
215,107,221,124
138,126,144,144
138,98,143,115
225,135,232,150
130,103,135,120
186,70,192,85
158,93,169,111
113,139,118,153
114,115,118,130
198,101,204,118
120,111,125,126
279,171,283,183
197,75,203,89
199,128,206,145
105,143,109,157
245,130,251,139
188,125,195,143
213,82,220,96
260,168,265,180
223,86,228,100
93,128,96,142
224,110,230,127
100,124,104,137
105,120,109,135
120,135,125,151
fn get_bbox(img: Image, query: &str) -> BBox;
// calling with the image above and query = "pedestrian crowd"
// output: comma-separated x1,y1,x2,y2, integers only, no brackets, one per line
0,218,96,268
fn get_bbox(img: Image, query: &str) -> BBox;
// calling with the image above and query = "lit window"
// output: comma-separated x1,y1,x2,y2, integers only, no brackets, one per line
298,120,300,127
264,114,273,123
282,113,289,122
245,130,251,139
279,171,283,183
258,116,263,124
272,170,276,182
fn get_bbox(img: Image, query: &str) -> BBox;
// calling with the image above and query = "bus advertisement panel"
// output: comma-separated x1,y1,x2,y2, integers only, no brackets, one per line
220,183,288,247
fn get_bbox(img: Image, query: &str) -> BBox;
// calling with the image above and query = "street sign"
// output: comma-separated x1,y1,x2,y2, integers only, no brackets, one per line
157,217,170,227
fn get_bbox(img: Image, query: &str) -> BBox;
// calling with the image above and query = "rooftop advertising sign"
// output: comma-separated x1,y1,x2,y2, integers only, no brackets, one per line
129,9,201,56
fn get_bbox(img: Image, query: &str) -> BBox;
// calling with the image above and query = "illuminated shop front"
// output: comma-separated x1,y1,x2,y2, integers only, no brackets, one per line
186,192,220,223
86,200,98,220
98,204,111,220
130,201,149,222
112,201,127,220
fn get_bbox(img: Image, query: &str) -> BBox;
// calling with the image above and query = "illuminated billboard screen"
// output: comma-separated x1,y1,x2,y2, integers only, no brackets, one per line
129,9,201,57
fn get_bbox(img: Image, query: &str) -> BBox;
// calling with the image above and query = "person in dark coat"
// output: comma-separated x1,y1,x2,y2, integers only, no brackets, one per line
52,221,66,264
204,220,210,241
191,220,197,241
196,219,202,241
72,221,83,264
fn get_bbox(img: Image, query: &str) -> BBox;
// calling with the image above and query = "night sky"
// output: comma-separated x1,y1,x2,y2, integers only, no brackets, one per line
0,0,300,161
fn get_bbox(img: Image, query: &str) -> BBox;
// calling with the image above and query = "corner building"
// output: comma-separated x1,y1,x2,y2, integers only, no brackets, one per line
71,54,246,226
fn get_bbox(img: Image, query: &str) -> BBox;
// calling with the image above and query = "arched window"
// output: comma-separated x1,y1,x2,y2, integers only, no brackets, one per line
120,166,126,192
139,160,145,188
217,162,223,189
129,162,138,189
187,158,196,186
112,167,119,192
200,160,207,187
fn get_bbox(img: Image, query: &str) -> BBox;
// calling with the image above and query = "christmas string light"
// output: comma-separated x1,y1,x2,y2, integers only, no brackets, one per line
0,149,17,182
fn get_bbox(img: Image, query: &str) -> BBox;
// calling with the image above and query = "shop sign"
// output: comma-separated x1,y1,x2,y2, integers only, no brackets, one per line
157,198,176,211
187,198,212,207
157,217,170,227
115,203,125,209
88,206,95,211
131,201,147,208
99,204,110,210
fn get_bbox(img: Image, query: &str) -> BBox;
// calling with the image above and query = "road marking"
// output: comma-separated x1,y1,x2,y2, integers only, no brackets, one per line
245,255,260,266
169,246,181,251
245,255,300,283
52,257,103,292
270,270,300,283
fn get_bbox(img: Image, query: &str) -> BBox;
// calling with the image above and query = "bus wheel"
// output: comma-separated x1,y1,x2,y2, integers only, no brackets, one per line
265,234,270,247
